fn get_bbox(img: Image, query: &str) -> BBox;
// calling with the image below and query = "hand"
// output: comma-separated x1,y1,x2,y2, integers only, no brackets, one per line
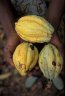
3,32,23,66
50,33,64,58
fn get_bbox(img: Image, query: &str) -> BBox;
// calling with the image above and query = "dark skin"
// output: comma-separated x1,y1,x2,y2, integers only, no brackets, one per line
47,0,65,57
0,0,64,66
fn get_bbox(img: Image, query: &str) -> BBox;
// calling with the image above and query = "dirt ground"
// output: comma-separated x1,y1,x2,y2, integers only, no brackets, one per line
0,13,65,96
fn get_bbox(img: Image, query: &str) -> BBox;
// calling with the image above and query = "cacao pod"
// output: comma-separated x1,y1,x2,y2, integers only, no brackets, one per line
13,42,38,76
15,15,54,43
39,44,63,80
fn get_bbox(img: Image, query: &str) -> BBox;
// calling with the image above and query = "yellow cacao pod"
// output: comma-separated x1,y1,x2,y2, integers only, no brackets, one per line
13,42,38,76
15,15,54,43
39,44,63,80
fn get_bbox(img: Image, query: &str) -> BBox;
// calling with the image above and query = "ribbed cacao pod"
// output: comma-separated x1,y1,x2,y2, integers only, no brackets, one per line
39,44,63,80
15,15,54,43
13,42,38,76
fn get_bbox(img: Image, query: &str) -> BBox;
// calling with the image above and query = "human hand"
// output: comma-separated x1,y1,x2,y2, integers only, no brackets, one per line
3,32,23,66
50,33,64,58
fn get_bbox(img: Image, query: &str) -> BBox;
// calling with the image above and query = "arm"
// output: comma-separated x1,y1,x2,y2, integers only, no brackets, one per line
0,0,14,36
0,0,19,42
47,0,65,30
47,0,65,57
0,0,19,66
